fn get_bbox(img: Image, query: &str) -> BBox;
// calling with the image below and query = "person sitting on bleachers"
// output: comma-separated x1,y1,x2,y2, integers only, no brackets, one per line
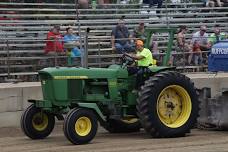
45,25,64,55
111,18,134,53
44,25,64,66
208,25,227,47
132,22,147,43
97,0,111,6
77,0,111,9
143,0,163,13
63,27,81,66
150,34,162,65
223,0,228,6
205,0,224,7
78,0,89,9
189,25,210,65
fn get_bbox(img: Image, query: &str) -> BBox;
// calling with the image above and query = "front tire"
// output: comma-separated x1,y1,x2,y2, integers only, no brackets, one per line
137,71,199,137
63,108,98,145
21,104,55,139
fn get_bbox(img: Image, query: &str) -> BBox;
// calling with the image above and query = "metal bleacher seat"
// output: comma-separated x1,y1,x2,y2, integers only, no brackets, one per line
0,1,228,82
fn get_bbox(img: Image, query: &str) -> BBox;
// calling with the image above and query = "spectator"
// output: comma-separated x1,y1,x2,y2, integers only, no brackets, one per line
97,0,111,8
151,36,159,55
223,0,228,6
77,0,111,9
175,25,192,65
45,25,64,54
132,22,147,43
205,0,223,7
143,0,163,13
111,18,134,53
64,27,82,65
98,0,111,4
208,25,227,47
171,0,181,4
0,11,18,26
78,0,89,9
150,35,162,65
189,25,210,65
120,0,130,4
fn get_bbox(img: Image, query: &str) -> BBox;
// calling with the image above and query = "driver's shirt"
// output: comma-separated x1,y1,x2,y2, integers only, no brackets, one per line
136,48,153,66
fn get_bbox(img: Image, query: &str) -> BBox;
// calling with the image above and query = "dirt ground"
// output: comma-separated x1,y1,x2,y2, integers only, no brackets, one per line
1,125,228,152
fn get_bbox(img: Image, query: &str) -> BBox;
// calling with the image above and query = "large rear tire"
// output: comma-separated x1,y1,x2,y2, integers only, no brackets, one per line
137,71,199,137
21,104,55,139
104,118,141,133
63,108,98,145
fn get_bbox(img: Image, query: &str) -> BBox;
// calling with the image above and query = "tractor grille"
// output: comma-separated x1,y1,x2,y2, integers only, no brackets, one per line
68,80,83,100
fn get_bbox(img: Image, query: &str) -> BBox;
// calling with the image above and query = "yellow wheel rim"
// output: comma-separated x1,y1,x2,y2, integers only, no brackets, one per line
157,85,192,128
75,117,92,136
121,118,138,124
32,113,49,131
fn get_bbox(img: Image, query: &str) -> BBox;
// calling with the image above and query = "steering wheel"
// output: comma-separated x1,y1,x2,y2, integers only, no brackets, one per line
121,53,135,66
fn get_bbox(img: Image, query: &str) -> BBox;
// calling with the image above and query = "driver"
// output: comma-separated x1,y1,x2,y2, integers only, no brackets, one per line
125,40,153,67
125,40,153,90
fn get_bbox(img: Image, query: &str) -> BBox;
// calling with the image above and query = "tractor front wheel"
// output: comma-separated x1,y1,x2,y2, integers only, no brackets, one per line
63,108,98,145
21,104,55,139
137,71,199,137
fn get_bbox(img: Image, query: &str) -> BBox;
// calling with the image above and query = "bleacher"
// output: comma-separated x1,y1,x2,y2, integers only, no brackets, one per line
0,1,228,82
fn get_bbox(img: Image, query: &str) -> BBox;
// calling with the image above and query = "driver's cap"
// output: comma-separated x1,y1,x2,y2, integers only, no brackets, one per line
136,40,144,46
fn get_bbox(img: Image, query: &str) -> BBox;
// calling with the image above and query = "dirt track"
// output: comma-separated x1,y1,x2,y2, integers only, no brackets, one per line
1,125,228,152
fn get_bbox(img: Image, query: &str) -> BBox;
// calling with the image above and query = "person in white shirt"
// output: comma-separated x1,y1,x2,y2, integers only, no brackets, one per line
192,25,210,50
189,25,210,65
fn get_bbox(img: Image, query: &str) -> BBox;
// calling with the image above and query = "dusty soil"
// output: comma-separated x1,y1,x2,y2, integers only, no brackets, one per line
1,125,228,152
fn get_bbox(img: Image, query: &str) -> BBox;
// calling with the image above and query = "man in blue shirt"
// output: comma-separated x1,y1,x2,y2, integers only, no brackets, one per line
111,18,134,53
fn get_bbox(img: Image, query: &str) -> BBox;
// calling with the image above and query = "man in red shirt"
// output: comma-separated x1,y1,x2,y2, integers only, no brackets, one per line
45,25,64,54
44,25,64,66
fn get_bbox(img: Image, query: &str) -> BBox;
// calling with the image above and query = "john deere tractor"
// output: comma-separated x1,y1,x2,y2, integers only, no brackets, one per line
21,28,199,145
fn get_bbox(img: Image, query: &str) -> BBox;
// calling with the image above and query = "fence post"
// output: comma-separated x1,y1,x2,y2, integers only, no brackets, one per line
83,30,88,68
54,38,57,67
98,40,101,68
75,0,83,67
183,50,186,71
6,40,10,78
165,0,170,28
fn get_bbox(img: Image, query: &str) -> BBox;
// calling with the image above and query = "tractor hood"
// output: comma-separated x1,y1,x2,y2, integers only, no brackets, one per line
39,65,128,79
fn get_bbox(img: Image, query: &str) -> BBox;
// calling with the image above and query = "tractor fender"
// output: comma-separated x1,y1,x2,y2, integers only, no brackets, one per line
77,103,106,121
149,66,176,73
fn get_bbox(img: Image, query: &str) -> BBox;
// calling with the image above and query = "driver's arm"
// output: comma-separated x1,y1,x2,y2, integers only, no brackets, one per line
132,54,145,60
126,53,144,60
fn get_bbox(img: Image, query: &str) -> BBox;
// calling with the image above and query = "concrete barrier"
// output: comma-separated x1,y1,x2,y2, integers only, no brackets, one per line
0,73,228,127
0,82,42,127
187,73,228,97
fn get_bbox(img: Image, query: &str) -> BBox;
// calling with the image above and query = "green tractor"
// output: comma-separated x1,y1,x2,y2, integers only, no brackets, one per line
21,28,199,145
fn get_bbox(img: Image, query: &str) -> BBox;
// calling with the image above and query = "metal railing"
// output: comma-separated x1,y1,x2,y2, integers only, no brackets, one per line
90,36,210,70
1,35,210,72
0,37,86,81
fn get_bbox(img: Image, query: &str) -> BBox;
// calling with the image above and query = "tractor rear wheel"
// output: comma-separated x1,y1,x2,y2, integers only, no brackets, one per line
137,71,199,137
63,108,98,145
21,104,55,139
104,118,141,133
